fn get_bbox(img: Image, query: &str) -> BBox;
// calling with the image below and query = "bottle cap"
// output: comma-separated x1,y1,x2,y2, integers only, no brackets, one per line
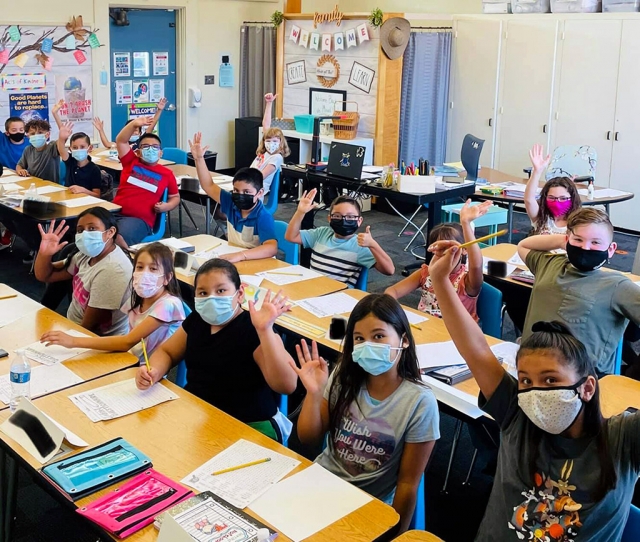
256,528,270,541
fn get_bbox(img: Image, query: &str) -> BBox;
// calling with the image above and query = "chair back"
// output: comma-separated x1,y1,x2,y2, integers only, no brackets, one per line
274,220,299,265
139,188,169,243
354,266,369,291
461,134,484,181
175,301,192,388
264,169,281,215
613,339,624,375
408,473,426,530
622,504,640,542
546,145,597,181
59,159,67,185
161,147,188,165
477,282,503,339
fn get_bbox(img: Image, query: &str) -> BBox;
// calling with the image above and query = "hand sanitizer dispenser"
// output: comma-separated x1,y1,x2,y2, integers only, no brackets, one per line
188,87,201,108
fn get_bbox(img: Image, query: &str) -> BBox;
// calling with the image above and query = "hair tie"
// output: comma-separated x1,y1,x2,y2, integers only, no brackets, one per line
531,320,572,335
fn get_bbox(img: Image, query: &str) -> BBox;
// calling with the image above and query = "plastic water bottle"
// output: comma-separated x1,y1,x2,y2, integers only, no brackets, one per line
9,349,31,412
26,183,37,198
256,528,271,542
587,180,595,201
109,144,118,161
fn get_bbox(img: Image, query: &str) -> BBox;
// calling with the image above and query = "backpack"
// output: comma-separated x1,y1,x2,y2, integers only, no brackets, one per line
100,170,115,201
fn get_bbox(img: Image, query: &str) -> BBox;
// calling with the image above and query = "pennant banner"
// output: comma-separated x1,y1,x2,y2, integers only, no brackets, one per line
334,32,344,51
346,29,357,48
310,33,320,51
322,34,332,52
288,23,373,53
300,29,310,48
357,24,369,44
289,25,301,43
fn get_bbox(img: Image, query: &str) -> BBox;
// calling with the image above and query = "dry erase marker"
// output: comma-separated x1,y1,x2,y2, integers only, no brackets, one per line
211,457,271,476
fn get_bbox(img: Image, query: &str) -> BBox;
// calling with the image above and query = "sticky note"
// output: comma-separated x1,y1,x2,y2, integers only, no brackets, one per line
88,33,100,49
14,53,28,68
0,49,8,65
41,38,53,53
8,26,20,42
65,35,76,50
73,50,87,65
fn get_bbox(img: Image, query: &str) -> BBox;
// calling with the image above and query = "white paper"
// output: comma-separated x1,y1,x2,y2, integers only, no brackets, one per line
483,257,517,276
490,341,520,372
68,379,178,422
0,363,83,405
362,166,383,173
22,329,91,366
240,275,264,288
115,79,133,104
404,309,428,325
131,236,194,252
256,265,325,286
44,412,88,447
507,252,526,267
58,195,104,208
0,293,41,328
150,78,165,102
0,175,24,183
635,281,640,287
416,340,467,369
22,185,67,195
0,183,22,192
577,188,630,199
181,439,300,510
249,464,372,542
158,514,193,542
297,292,359,319
194,242,245,260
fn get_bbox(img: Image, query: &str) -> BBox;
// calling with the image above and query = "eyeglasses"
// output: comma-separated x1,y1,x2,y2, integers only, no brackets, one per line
330,214,359,221
139,144,161,150
546,196,571,202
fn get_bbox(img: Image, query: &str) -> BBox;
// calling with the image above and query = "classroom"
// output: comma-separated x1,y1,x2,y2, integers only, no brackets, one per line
0,0,640,541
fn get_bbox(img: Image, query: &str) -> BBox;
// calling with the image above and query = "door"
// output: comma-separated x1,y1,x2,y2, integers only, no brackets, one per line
109,9,177,148
447,19,503,167
494,20,559,177
609,21,640,231
552,20,622,186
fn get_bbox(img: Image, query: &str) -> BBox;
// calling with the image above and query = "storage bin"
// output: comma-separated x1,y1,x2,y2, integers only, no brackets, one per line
551,0,601,11
293,114,315,134
512,0,551,12
603,0,639,10
483,1,512,13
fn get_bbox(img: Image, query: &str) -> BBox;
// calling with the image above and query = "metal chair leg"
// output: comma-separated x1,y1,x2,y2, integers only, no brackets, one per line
441,419,463,494
462,448,479,487
403,217,429,252
181,200,199,230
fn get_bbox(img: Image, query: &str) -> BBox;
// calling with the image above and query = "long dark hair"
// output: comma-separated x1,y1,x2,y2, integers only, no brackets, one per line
194,258,241,291
517,321,616,500
130,242,181,310
77,206,118,245
328,294,422,432
536,177,582,229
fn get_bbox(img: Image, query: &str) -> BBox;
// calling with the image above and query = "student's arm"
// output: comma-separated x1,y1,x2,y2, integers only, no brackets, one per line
524,144,551,222
51,99,65,129
260,163,277,181
147,98,167,133
262,93,276,130
136,327,187,390
459,199,492,297
219,240,278,264
517,233,566,263
56,121,73,162
80,306,117,334
92,117,113,148
34,220,74,283
429,244,505,399
16,152,29,176
69,185,101,197
612,281,640,327
384,270,422,300
250,291,298,394
285,188,317,245
357,226,394,275
116,116,152,158
290,339,330,446
188,132,221,202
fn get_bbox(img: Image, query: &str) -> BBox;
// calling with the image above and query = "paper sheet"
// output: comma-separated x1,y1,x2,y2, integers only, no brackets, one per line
249,464,372,542
23,185,67,195
44,412,88,447
507,252,526,267
240,275,264,288
58,195,104,207
296,292,359,319
0,363,84,405
0,183,22,192
577,188,630,199
0,294,41,328
181,439,300,509
635,281,640,287
490,342,520,375
362,166,383,173
256,265,325,286
443,161,465,171
131,237,194,252
416,340,467,369
194,242,245,260
404,309,428,326
68,379,178,422
22,329,91,365
0,175,25,184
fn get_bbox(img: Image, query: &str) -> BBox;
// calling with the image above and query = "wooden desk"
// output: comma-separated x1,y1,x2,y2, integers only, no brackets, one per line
394,530,444,542
599,375,640,417
0,369,399,541
90,150,174,171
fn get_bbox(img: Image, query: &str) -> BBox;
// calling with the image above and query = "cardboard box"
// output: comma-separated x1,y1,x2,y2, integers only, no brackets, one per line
397,175,436,194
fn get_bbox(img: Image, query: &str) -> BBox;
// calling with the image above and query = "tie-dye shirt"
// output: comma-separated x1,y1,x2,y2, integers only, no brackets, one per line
316,372,440,501
418,262,479,322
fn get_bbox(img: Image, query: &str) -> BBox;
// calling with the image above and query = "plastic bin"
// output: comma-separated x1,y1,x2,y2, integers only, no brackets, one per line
512,0,551,12
483,1,512,12
603,0,639,10
294,115,315,134
551,0,601,11
187,150,217,171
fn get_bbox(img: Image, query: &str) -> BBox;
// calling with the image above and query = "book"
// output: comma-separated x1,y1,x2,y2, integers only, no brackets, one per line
510,268,535,284
425,364,472,385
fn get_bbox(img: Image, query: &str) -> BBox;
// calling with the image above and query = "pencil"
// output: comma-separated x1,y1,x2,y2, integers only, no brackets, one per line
267,271,304,276
458,229,507,250
140,338,151,372
211,457,271,476
0,294,18,301
410,323,422,331
202,241,222,252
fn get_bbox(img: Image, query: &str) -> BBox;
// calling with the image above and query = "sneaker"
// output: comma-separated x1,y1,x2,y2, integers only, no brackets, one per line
22,250,35,264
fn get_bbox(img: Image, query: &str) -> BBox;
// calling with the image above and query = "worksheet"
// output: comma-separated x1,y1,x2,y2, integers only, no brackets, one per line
416,340,467,369
0,293,41,328
58,195,104,207
256,265,324,286
22,329,91,365
0,363,83,405
296,292,359,318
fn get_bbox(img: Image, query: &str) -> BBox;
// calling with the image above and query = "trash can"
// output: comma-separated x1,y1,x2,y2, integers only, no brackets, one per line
187,150,217,171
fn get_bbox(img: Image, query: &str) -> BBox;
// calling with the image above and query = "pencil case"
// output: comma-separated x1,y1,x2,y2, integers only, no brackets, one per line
480,186,504,195
42,438,152,501
76,469,193,538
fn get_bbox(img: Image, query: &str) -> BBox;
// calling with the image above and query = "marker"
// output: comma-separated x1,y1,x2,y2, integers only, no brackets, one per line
211,457,271,476
458,229,508,250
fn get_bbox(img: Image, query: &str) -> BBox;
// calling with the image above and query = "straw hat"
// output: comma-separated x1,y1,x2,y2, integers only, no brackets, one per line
380,17,410,60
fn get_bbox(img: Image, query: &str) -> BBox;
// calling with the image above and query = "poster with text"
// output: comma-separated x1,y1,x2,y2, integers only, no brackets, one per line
54,70,93,135
152,52,169,76
9,92,49,123
132,80,149,103
127,103,159,134
115,80,132,104
113,52,131,77
149,79,164,102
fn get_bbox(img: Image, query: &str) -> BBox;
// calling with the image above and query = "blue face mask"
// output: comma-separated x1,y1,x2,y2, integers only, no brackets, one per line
352,341,403,376
129,135,140,143
29,134,47,148
141,147,160,164
75,230,107,258
71,149,88,161
195,294,238,326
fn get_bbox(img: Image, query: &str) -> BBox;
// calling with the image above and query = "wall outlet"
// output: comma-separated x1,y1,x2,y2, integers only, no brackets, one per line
204,75,215,85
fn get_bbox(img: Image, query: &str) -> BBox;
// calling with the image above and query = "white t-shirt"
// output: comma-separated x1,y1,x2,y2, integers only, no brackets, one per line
250,152,283,195
531,216,566,235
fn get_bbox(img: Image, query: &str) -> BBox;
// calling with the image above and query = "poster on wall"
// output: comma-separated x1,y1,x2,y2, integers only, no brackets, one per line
132,52,149,77
348,62,375,94
132,80,149,103
113,52,131,77
149,79,164,102
127,102,159,134
308,87,346,116
152,52,169,76
54,72,93,134
115,80,132,104
286,61,306,85
9,92,49,122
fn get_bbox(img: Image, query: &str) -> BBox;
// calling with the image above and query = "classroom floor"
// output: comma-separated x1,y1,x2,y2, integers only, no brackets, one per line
1,198,638,542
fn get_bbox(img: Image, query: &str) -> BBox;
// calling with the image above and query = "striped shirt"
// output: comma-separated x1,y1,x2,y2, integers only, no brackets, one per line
300,226,376,287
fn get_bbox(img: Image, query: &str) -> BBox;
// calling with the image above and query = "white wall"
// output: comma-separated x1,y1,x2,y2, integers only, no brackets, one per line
302,0,481,14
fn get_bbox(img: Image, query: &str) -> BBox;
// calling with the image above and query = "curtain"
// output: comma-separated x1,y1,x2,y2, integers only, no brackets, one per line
239,25,276,118
399,31,452,167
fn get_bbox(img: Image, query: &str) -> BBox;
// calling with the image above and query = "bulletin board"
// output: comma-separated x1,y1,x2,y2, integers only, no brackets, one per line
0,23,97,140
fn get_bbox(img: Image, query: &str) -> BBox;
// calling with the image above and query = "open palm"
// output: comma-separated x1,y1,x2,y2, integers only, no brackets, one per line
188,132,210,160
297,188,318,214
37,220,69,257
460,199,492,223
529,144,551,172
248,289,290,331
293,339,328,396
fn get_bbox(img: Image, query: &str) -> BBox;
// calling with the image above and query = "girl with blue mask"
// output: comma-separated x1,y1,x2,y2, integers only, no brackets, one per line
293,294,440,534
135,259,298,444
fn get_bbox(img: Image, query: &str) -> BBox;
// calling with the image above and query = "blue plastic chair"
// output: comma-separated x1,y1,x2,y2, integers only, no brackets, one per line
441,203,508,247
139,188,169,243
623,504,640,542
264,169,281,215
613,339,625,375
408,473,426,530
274,220,299,265
175,302,192,388
477,283,503,339
161,147,188,165
59,159,67,185
355,266,369,291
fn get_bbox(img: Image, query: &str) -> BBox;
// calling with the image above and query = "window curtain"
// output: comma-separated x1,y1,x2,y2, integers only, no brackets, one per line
399,31,452,166
239,25,276,117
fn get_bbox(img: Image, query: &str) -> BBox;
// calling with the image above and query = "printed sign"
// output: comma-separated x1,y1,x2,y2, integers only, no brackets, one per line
286,60,306,85
348,62,375,94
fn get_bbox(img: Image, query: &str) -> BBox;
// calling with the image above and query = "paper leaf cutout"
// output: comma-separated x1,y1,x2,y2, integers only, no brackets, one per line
41,38,53,53
73,50,87,64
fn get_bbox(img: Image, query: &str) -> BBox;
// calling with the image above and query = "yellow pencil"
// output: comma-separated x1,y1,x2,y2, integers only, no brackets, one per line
410,323,422,331
0,294,18,301
211,457,271,476
140,338,151,372
268,271,304,276
458,229,508,250
203,241,222,252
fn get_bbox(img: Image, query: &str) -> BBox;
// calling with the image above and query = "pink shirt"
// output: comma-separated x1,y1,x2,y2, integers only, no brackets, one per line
418,263,479,322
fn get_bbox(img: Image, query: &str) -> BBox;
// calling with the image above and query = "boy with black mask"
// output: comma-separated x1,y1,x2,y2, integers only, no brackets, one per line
518,207,640,376
285,189,394,287
0,116,29,169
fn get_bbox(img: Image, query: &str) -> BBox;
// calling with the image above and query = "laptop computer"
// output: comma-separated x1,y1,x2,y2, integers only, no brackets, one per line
326,142,366,181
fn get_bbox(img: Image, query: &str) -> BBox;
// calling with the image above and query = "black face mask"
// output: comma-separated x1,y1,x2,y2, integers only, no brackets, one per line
330,218,359,236
231,193,256,211
566,241,609,272
8,132,24,143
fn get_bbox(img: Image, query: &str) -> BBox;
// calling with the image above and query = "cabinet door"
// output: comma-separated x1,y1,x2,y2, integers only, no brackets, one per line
447,19,502,167
553,20,622,185
609,21,640,231
494,20,559,178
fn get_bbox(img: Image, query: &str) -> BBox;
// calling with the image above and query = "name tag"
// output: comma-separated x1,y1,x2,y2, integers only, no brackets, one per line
127,175,159,193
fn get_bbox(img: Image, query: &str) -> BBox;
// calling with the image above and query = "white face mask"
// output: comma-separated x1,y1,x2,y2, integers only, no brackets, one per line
265,140,280,154
517,378,586,435
132,271,164,298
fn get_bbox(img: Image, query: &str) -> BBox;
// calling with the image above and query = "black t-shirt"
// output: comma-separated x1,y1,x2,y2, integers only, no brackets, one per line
64,155,102,192
182,309,278,423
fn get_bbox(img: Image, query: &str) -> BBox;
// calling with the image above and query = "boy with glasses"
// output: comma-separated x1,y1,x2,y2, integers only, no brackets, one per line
285,189,394,287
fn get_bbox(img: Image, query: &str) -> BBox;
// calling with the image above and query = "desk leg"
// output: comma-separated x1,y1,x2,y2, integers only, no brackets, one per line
205,199,211,235
507,202,514,244
178,200,183,237
605,202,610,215
428,200,442,242
384,199,424,239
441,419,463,495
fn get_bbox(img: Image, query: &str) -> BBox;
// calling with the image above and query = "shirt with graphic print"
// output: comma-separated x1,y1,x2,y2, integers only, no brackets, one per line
476,371,640,542
418,262,479,322
316,371,440,500
219,189,276,249
113,149,179,228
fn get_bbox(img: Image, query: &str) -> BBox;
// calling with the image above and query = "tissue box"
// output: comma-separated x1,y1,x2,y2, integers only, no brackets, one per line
397,175,436,195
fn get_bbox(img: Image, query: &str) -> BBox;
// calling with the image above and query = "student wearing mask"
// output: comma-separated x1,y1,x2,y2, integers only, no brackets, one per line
56,122,102,197
0,116,29,169
16,119,60,183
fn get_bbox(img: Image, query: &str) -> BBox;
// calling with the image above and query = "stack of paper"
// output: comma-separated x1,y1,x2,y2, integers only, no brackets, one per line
507,252,526,267
22,185,67,195
416,340,467,370
296,292,359,318
130,237,195,253
0,364,83,405
58,195,104,207
257,265,325,286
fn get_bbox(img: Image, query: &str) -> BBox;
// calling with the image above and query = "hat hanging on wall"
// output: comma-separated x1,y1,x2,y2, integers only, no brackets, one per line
380,17,410,60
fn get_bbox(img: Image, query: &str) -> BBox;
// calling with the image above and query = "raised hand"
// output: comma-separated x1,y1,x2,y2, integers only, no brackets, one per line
264,93,277,103
59,121,74,142
429,245,461,281
92,117,104,131
52,99,65,114
157,97,168,110
188,132,210,160
37,220,69,257
296,188,318,214
529,144,551,173
249,289,291,331
291,339,328,397
357,225,373,247
460,199,492,224
40,330,75,348
133,116,154,128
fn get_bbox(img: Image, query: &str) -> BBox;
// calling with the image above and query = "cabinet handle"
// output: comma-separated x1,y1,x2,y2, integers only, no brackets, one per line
542,124,547,134
615,132,620,141
488,118,493,127
606,131,612,140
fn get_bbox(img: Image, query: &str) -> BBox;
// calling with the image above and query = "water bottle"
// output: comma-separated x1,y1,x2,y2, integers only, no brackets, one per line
257,528,271,542
26,183,37,198
109,144,118,161
587,180,595,201
9,349,31,412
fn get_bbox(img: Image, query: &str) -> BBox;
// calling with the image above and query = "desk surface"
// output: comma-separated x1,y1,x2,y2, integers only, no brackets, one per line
0,368,399,541
90,150,174,171
394,530,444,542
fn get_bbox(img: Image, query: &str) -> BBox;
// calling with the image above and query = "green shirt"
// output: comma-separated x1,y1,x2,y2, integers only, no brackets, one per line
523,250,640,374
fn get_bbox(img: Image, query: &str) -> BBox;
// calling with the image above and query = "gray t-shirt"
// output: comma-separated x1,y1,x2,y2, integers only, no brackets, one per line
476,372,640,542
316,371,440,500
523,251,640,374
17,141,60,183
67,247,132,336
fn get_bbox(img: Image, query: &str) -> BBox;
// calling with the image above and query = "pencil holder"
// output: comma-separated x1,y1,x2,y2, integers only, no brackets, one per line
487,260,508,278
